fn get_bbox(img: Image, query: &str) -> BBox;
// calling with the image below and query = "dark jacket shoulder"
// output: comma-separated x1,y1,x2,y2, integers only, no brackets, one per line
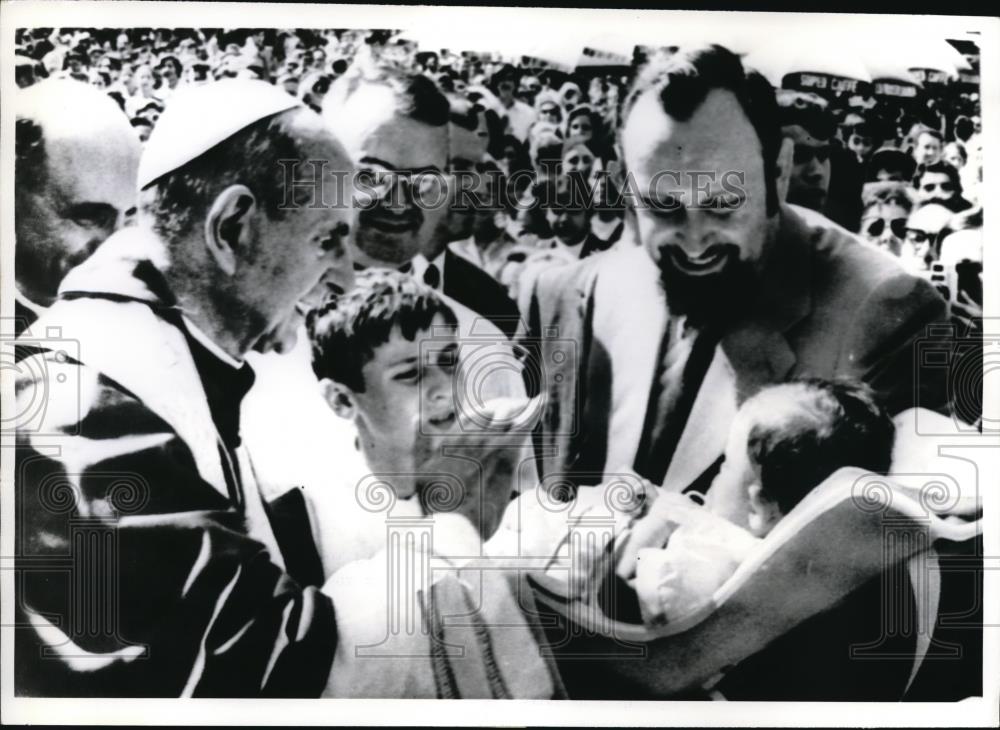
444,248,521,338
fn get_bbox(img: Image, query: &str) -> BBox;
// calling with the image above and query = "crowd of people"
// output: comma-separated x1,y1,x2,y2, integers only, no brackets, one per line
14,27,984,316
12,25,984,701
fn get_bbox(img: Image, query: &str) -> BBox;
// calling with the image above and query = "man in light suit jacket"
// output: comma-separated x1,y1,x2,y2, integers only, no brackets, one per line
527,45,952,514
524,46,957,700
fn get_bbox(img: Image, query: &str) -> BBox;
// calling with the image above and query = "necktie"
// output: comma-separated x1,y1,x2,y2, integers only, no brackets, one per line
632,317,719,486
423,262,441,289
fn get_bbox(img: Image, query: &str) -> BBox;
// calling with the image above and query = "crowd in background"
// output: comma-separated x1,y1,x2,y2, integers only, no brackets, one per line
14,26,984,323
12,24,987,701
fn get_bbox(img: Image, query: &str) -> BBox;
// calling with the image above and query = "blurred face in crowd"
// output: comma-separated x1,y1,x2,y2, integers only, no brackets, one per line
567,112,594,142
545,201,589,246
847,128,875,163
16,85,141,306
284,35,303,61
860,201,909,257
561,140,594,178
158,62,178,89
497,77,516,105
783,123,831,211
904,203,952,266
96,56,116,80
943,142,966,170
326,82,448,267
559,83,581,111
335,319,457,490
916,170,958,206
913,131,941,166
431,108,491,246
520,75,542,102
623,88,783,321
538,100,561,125
134,65,154,95
589,78,607,107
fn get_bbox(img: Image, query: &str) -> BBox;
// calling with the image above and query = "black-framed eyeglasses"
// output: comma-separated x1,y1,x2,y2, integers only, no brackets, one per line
905,228,932,244
864,217,907,239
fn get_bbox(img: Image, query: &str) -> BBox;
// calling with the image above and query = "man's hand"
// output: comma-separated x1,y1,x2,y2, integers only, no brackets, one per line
414,396,538,539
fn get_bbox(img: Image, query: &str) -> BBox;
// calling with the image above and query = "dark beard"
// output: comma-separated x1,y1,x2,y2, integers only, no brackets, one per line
656,245,760,329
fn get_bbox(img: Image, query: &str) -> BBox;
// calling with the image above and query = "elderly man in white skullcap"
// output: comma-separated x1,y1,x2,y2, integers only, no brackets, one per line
14,79,360,697
14,79,140,335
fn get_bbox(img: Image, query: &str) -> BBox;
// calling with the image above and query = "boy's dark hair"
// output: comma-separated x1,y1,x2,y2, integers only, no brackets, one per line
307,269,458,393
744,378,895,514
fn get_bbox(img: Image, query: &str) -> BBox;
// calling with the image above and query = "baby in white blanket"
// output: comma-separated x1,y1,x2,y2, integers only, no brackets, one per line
630,378,896,626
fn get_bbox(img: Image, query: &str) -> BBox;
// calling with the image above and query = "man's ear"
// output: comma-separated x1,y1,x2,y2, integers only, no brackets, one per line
319,377,356,420
204,184,257,277
774,136,794,204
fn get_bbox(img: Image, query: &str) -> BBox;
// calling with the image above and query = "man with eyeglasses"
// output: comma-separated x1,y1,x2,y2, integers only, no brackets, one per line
859,181,914,257
913,161,973,213
902,201,954,274
322,57,524,341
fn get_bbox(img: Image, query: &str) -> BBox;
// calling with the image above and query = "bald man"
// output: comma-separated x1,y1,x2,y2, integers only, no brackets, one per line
14,79,141,335
14,80,358,697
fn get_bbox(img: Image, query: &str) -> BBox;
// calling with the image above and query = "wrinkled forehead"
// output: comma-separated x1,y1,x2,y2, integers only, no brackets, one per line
623,87,764,184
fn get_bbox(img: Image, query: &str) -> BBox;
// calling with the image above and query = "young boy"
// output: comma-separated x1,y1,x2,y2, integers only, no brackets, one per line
307,268,461,501
633,378,896,625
